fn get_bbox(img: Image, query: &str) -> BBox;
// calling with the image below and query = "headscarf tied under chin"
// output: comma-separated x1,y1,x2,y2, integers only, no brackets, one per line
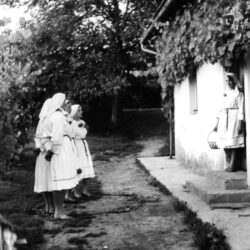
70,104,80,118
226,72,243,90
39,98,52,120
51,93,66,113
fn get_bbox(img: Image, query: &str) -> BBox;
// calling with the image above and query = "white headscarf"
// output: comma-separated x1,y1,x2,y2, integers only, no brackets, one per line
50,93,66,114
35,98,54,140
226,72,242,90
39,98,52,120
70,104,80,118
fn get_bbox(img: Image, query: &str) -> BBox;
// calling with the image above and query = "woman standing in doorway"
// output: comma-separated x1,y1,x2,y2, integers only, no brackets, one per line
214,73,245,172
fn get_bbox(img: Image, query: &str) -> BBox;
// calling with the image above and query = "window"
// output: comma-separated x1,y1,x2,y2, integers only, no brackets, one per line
189,69,198,114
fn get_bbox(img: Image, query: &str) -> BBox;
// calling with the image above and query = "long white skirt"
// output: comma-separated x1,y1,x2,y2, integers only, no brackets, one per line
50,137,79,191
34,151,53,193
217,109,245,148
74,139,95,180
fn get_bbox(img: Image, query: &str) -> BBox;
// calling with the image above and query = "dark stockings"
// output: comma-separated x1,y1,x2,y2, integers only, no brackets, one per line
224,148,237,172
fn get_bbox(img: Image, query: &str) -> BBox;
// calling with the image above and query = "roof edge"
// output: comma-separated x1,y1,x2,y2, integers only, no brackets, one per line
141,0,174,45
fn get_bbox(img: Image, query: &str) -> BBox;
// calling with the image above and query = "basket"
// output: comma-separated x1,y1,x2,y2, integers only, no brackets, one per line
207,130,219,149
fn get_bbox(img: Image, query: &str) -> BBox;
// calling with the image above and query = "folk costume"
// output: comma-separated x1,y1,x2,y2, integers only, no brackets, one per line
70,105,95,180
34,98,54,193
43,93,78,191
217,79,245,149
214,73,246,172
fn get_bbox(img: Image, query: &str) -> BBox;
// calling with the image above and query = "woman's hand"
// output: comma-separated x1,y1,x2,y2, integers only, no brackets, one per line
33,148,41,156
45,150,54,162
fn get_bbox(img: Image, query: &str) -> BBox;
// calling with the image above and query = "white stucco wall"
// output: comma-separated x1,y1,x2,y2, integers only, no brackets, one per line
175,63,225,174
244,50,250,184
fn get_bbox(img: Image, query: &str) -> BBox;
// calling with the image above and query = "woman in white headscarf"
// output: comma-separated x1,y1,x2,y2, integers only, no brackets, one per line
70,104,95,197
43,93,78,219
34,98,54,214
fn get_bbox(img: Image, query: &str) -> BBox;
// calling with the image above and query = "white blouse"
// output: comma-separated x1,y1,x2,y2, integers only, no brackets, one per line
71,120,87,139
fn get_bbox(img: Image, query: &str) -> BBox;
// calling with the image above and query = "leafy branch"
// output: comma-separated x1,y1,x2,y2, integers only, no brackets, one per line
155,0,250,90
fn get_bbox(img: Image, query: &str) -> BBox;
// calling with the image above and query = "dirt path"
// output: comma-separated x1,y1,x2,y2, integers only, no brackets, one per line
39,136,196,250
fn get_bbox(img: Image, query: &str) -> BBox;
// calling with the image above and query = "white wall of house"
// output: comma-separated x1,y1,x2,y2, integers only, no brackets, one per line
244,50,250,184
174,62,226,174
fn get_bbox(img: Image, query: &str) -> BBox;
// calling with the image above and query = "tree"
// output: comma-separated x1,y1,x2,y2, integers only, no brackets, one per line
0,22,21,162
1,0,161,130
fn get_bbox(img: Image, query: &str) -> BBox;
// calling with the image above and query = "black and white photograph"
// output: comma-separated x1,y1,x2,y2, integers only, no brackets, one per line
0,0,249,249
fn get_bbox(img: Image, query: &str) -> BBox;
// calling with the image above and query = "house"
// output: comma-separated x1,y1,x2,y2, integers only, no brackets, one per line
141,0,250,185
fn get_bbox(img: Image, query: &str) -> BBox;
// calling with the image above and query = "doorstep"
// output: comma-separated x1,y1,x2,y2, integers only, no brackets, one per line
137,156,250,250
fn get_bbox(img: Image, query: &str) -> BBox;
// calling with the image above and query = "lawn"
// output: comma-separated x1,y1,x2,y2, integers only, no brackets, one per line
0,108,168,249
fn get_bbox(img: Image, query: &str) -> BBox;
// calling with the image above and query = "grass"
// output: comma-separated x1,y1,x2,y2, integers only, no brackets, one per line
65,228,85,234
183,208,231,250
0,108,168,249
0,152,45,250
158,184,231,249
123,109,231,249
138,164,231,250
147,176,171,196
84,232,106,238
64,211,94,228
88,108,168,140
68,237,89,247
0,108,231,249
89,136,144,158
43,227,62,235
119,109,168,139
137,161,171,196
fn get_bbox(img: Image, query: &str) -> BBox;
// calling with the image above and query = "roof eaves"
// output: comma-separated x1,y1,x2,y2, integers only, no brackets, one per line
141,0,174,48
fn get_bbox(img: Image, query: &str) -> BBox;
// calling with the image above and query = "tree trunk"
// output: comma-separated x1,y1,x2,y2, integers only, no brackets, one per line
110,90,119,128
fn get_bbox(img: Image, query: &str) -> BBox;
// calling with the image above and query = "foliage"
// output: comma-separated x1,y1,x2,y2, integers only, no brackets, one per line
172,199,231,250
0,0,162,147
9,0,161,103
183,208,231,250
0,29,20,162
142,166,231,249
0,25,39,156
155,0,250,90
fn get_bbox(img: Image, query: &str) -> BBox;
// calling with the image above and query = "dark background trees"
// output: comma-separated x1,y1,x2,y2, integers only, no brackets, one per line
0,0,162,153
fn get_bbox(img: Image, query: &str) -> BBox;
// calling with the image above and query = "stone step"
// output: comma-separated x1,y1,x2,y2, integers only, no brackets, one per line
205,171,247,190
186,178,250,205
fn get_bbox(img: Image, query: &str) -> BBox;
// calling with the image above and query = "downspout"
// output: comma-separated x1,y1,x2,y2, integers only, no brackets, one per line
140,0,173,55
140,42,157,55
141,0,175,158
